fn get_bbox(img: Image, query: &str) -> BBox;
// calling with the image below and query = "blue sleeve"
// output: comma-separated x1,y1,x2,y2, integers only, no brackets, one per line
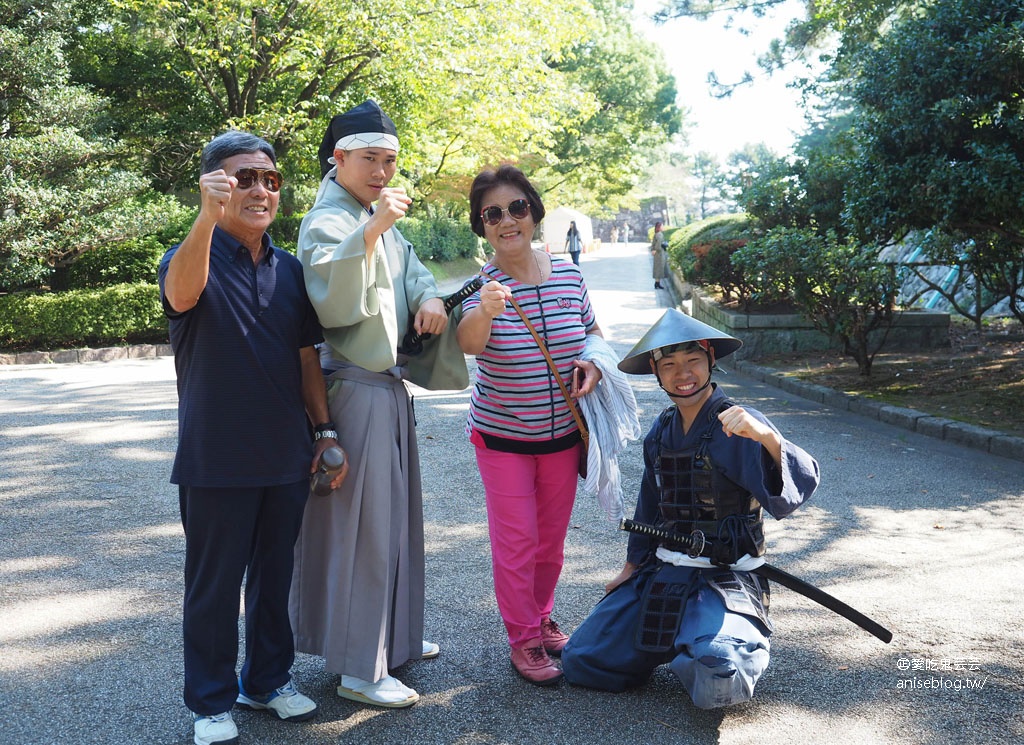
279,249,324,349
158,246,187,319
709,408,819,520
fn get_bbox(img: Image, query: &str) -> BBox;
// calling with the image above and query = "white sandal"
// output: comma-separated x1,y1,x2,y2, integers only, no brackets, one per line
422,640,440,659
337,674,419,709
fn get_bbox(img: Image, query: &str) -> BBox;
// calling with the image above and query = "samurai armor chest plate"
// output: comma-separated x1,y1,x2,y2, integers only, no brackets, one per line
655,446,766,563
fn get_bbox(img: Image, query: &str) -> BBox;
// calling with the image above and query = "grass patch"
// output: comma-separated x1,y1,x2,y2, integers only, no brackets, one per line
758,318,1024,437
422,255,487,289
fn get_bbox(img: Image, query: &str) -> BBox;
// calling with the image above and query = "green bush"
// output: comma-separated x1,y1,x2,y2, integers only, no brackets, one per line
272,213,304,255
734,227,897,374
401,207,479,262
0,283,167,351
731,231,801,306
670,215,761,303
65,236,167,289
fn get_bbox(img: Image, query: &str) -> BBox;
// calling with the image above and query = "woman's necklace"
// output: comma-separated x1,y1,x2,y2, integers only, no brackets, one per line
532,249,546,284
494,249,546,285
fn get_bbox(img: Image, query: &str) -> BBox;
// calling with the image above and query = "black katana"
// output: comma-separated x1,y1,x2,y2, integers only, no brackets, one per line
399,276,485,355
619,518,893,643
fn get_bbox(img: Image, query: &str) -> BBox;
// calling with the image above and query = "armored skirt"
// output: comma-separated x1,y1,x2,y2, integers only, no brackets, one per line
562,561,772,708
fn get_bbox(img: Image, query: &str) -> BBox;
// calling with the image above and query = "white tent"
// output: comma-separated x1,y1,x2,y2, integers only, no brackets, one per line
542,206,594,254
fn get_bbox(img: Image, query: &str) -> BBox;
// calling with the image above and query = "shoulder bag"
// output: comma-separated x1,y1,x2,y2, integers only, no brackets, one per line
499,288,590,479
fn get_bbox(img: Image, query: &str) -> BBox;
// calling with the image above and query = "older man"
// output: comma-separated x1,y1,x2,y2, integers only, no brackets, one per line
160,131,345,745
290,100,467,708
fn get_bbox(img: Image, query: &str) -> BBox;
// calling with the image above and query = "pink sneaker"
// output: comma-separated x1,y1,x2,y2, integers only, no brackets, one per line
540,617,570,657
510,644,563,686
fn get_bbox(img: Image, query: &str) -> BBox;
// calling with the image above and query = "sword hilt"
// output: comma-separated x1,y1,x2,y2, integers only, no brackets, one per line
400,276,485,355
619,518,706,559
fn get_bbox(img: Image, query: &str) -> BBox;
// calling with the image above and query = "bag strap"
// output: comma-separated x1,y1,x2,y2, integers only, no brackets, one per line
483,269,589,440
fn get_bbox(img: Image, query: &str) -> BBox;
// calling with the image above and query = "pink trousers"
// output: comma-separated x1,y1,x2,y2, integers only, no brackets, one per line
474,443,581,648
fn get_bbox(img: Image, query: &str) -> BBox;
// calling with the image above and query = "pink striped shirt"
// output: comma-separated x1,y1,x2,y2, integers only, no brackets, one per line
463,257,596,449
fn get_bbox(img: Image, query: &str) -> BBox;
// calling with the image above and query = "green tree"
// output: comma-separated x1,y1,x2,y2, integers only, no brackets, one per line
733,227,896,375
723,142,776,201
74,0,679,211
652,0,906,85
733,120,898,374
76,0,595,191
541,0,683,209
689,151,729,219
0,0,184,291
845,0,1024,326
738,116,855,234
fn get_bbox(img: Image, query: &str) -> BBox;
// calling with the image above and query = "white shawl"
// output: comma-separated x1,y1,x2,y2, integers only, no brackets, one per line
578,334,642,521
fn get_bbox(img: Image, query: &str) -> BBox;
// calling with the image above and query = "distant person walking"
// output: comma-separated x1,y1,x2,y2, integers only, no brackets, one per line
610,225,619,244
565,220,583,265
621,223,630,244
651,221,668,289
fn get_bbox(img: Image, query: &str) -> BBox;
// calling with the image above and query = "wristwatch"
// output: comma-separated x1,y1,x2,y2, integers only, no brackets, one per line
314,421,338,441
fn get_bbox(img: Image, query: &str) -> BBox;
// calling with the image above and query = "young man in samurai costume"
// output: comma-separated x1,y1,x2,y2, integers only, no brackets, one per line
561,308,820,708
290,100,467,708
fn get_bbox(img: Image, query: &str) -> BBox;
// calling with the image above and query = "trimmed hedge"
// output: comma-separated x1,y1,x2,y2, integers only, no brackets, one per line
65,236,167,289
0,283,167,351
0,208,482,352
670,214,762,304
400,208,479,262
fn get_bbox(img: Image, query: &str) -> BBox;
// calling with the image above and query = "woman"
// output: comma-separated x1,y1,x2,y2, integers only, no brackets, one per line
564,219,582,265
457,165,603,686
651,221,667,289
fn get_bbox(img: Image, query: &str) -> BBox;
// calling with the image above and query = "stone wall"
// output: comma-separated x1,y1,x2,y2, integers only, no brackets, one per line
689,288,950,360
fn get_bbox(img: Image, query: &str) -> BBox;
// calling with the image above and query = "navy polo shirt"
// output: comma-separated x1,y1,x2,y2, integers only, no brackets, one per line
158,226,324,488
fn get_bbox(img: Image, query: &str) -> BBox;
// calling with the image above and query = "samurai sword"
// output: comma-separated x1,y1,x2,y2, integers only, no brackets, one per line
619,518,893,643
399,275,485,355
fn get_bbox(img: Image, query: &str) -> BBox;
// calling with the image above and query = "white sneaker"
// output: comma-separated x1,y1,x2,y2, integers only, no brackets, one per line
193,711,238,745
338,674,419,708
422,640,440,659
235,679,317,722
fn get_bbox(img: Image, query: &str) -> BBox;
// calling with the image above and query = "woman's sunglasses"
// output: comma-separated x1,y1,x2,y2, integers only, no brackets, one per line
233,168,283,193
480,198,531,226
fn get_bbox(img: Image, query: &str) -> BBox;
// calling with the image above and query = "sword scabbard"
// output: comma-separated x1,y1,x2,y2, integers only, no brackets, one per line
753,563,893,643
618,518,893,644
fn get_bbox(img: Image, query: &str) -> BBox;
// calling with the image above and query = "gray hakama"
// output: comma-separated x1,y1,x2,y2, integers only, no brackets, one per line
289,363,425,682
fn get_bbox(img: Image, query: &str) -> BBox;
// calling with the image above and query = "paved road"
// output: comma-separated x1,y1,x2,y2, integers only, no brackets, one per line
1,243,1022,744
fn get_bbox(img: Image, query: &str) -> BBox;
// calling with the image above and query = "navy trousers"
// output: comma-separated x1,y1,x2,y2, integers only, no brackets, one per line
179,480,309,715
562,563,772,709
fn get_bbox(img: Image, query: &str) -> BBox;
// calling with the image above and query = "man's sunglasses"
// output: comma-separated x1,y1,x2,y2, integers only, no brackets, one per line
480,198,531,226
233,168,283,193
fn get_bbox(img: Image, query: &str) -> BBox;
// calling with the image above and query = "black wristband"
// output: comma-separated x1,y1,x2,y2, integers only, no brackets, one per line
314,421,337,434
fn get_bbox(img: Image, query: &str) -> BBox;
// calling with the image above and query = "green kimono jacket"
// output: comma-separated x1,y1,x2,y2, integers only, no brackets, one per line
298,173,468,390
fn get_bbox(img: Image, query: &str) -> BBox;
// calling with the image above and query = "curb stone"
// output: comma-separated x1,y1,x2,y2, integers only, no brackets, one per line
0,343,174,366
